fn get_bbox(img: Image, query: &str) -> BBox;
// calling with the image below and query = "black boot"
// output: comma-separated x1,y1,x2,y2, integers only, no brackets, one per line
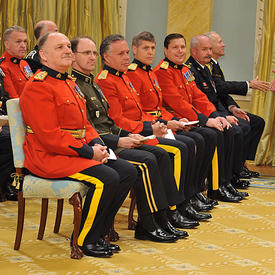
226,183,249,198
154,210,188,239
189,196,213,212
208,186,242,203
4,182,18,201
135,214,178,243
196,192,218,207
178,203,212,221
167,209,200,229
231,175,250,189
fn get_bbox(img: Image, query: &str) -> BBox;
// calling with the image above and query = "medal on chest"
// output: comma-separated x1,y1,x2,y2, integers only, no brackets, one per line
129,81,139,95
74,84,85,98
22,64,33,78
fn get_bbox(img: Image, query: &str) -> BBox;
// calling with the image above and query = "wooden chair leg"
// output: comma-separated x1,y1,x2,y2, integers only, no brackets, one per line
14,191,25,250
108,221,119,242
37,198,48,240
69,192,83,259
54,199,64,233
128,189,137,230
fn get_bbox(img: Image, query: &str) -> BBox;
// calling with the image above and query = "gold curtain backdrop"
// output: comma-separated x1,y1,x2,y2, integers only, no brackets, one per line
167,0,213,61
251,0,275,166
0,0,121,74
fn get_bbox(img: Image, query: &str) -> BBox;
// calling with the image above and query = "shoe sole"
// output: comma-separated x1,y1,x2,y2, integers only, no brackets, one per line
134,234,177,243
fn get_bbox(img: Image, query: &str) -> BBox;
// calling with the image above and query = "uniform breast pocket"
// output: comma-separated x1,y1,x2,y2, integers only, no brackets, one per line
87,98,104,119
55,96,79,124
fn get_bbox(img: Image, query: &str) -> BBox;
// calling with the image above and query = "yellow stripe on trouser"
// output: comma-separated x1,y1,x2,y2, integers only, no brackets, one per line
128,160,158,213
212,147,219,190
156,144,181,191
68,172,104,246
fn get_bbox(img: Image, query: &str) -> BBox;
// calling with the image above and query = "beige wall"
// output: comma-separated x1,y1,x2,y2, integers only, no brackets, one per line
167,0,213,60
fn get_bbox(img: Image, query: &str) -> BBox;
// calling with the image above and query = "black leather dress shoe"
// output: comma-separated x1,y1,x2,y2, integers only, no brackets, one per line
196,192,219,207
80,242,113,257
167,209,200,229
208,186,242,203
4,183,18,201
231,177,250,189
135,222,178,243
226,183,249,198
238,170,251,179
98,238,120,253
244,166,260,178
160,220,189,239
190,197,213,212
180,204,212,221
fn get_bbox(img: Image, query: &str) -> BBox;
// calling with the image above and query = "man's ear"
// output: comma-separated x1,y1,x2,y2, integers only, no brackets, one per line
164,47,168,57
39,50,47,63
4,40,9,50
132,45,137,56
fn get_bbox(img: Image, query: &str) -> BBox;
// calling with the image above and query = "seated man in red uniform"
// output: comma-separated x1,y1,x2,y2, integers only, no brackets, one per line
0,25,33,98
154,33,248,202
126,31,219,210
96,34,213,224
20,32,136,258
71,36,191,240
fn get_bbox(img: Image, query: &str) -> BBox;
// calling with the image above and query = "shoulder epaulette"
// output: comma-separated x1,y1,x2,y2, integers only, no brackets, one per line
160,61,169,70
68,75,76,81
34,71,48,81
97,70,108,80
128,63,138,71
184,63,191,69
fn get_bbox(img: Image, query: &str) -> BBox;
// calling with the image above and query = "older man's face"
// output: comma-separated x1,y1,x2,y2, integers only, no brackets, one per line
104,40,130,72
211,32,225,58
192,37,212,65
4,31,27,58
39,33,72,73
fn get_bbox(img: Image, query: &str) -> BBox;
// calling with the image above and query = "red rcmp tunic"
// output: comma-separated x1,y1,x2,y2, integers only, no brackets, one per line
95,65,158,145
0,51,33,98
154,59,217,121
126,59,174,121
20,66,101,178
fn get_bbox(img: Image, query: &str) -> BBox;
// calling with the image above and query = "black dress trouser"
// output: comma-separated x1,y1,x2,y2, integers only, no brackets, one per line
66,158,136,246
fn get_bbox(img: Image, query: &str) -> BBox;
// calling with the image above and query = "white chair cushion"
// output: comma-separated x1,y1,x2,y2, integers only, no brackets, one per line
23,175,89,199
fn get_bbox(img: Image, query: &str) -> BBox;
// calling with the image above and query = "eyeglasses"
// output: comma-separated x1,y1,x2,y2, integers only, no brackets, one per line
75,50,98,57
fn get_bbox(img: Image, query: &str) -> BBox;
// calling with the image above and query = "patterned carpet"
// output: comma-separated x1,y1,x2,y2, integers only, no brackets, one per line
0,176,274,275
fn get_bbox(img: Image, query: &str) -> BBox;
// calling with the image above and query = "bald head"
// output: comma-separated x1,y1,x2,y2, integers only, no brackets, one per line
190,34,212,65
39,32,72,73
34,20,58,42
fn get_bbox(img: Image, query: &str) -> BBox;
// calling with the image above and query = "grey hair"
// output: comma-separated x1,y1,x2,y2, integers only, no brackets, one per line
100,34,125,63
190,34,209,49
3,25,26,42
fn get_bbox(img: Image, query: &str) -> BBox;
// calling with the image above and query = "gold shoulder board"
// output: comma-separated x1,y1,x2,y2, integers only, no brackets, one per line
34,71,48,81
69,75,77,82
128,63,138,71
160,61,169,70
97,70,108,80
184,63,191,68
